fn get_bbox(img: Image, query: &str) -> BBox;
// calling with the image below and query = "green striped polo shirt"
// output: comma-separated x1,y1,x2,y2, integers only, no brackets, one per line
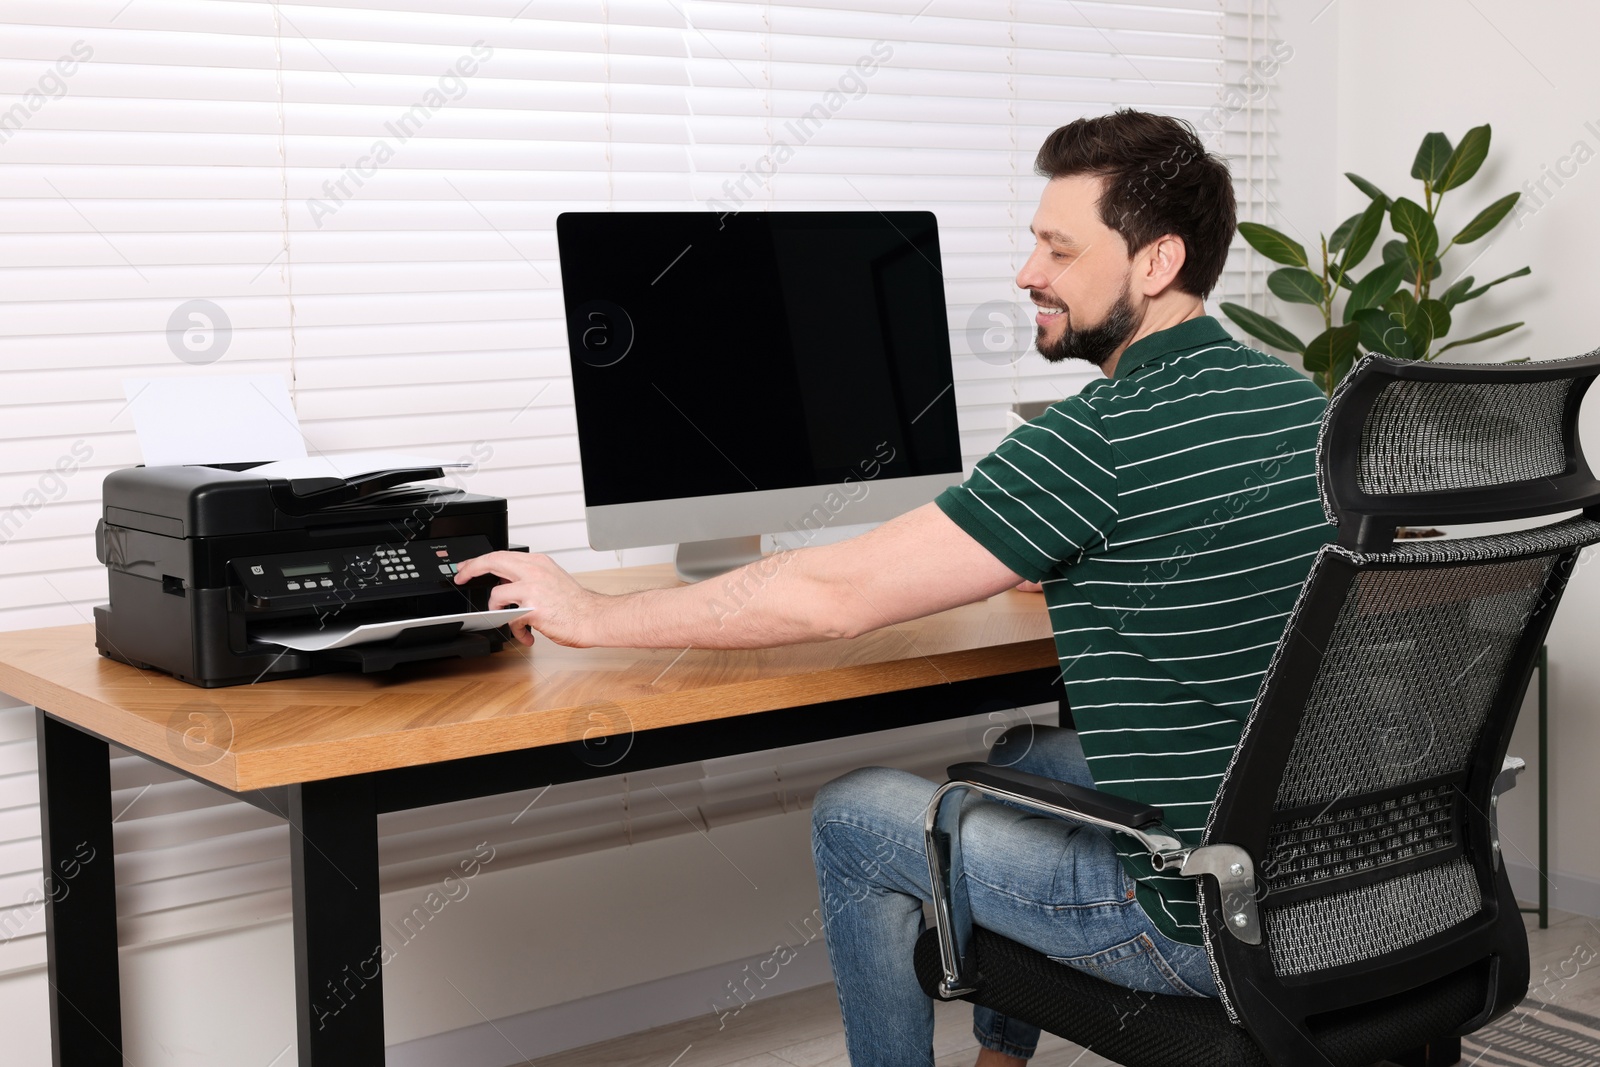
935,315,1334,945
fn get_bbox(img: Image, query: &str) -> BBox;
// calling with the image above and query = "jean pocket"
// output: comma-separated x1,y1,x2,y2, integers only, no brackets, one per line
1048,932,1206,997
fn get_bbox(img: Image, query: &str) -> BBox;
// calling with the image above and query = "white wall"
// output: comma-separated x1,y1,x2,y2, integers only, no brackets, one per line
1335,0,1600,914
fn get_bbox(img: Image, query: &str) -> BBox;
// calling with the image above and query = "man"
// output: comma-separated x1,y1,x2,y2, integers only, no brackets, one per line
455,110,1332,1065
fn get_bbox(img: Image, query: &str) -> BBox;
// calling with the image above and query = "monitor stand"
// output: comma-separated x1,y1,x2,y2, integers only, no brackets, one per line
675,535,763,583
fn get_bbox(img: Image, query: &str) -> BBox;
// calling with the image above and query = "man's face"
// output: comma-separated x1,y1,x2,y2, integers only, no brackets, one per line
1016,175,1140,368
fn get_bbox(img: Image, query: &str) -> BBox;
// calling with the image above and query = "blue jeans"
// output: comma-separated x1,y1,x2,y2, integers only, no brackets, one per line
810,725,1216,1066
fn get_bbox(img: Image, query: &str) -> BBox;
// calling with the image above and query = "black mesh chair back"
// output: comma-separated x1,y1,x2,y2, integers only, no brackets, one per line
1321,351,1600,546
1197,351,1600,1060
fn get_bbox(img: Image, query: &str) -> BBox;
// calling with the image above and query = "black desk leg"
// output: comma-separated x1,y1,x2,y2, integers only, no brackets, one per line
36,710,124,1066
289,776,385,1066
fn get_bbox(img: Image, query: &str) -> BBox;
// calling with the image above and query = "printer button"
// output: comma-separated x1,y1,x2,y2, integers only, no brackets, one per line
319,579,334,588
287,582,300,591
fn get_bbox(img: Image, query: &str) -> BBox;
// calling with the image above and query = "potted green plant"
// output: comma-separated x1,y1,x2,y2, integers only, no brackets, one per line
1219,124,1530,396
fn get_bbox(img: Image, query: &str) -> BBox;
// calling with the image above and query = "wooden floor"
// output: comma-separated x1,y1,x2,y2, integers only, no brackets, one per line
535,908,1600,1067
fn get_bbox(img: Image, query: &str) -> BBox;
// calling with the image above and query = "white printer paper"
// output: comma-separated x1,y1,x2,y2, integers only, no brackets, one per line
253,608,527,653
250,451,474,482
124,375,307,467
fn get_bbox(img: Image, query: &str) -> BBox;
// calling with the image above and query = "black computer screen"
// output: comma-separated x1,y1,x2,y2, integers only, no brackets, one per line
556,211,963,507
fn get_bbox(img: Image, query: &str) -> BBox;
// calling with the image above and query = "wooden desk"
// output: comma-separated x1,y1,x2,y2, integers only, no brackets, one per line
0,564,1058,1067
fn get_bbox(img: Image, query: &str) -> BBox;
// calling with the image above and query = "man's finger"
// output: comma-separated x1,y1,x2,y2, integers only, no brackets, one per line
453,556,500,583
454,551,518,584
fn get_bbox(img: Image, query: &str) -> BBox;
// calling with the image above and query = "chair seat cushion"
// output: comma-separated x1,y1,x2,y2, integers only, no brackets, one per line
913,926,1269,1067
913,926,1493,1066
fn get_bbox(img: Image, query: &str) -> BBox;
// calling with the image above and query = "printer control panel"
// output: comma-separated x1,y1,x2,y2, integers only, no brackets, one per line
232,534,495,607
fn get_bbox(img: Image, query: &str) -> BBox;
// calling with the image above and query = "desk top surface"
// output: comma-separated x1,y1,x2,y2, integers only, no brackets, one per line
0,564,1054,791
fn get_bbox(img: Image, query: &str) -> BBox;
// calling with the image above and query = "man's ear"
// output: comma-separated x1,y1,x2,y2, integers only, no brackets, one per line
1136,233,1187,298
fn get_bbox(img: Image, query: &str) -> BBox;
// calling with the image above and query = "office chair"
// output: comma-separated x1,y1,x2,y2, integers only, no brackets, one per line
915,350,1600,1066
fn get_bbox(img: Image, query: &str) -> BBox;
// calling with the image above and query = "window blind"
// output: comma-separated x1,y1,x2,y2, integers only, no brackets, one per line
0,0,1278,975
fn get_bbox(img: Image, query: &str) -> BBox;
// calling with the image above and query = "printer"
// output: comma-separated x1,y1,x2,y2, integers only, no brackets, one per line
93,462,522,688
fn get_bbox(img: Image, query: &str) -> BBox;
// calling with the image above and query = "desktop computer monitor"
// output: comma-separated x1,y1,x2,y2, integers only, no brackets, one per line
555,210,964,581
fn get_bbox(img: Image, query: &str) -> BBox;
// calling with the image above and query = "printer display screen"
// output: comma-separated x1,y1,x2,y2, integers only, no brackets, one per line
281,562,333,578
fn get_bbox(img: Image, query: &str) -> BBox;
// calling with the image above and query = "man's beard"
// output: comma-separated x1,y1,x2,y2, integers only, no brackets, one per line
1034,282,1139,367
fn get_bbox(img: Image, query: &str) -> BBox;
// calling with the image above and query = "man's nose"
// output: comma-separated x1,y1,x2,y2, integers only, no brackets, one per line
1015,249,1050,292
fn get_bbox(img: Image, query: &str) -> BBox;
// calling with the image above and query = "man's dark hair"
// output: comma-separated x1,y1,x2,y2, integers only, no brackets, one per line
1034,109,1236,299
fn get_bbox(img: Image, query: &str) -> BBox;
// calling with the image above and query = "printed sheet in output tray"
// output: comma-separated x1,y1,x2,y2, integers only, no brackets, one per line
253,608,527,652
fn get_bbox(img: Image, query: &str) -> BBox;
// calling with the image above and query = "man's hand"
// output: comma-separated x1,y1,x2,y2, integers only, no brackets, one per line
452,551,597,647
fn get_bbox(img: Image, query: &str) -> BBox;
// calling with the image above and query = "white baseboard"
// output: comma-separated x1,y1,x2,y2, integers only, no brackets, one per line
385,937,837,1067
1506,860,1600,920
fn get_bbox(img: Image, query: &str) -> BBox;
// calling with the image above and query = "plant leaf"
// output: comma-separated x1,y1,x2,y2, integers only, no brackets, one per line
1354,307,1407,358
1328,213,1362,253
1219,302,1307,354
1381,237,1440,285
1439,275,1476,309
1302,322,1361,375
1328,262,1355,290
1411,131,1454,184
1347,172,1390,205
1390,197,1440,265
1330,347,1358,386
1267,267,1326,306
1384,289,1433,358
1451,192,1521,244
1419,297,1452,349
1237,221,1307,266
1461,265,1532,301
1434,321,1525,356
1437,124,1491,191
1342,260,1406,322
1340,196,1389,271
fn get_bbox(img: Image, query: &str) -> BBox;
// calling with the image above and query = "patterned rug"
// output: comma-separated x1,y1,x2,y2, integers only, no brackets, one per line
1460,999,1600,1066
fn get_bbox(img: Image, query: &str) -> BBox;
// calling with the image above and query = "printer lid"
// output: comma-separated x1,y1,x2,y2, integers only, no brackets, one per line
101,462,499,538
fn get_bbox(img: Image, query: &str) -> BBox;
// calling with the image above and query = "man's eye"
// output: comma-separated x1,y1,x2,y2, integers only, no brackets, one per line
1050,251,1070,260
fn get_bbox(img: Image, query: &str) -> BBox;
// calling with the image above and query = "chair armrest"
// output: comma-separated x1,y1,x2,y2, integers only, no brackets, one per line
1495,755,1526,798
921,764,1192,997
1489,754,1526,871
946,762,1166,829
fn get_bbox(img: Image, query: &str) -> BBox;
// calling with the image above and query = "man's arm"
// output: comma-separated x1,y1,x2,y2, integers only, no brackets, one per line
451,502,1027,649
